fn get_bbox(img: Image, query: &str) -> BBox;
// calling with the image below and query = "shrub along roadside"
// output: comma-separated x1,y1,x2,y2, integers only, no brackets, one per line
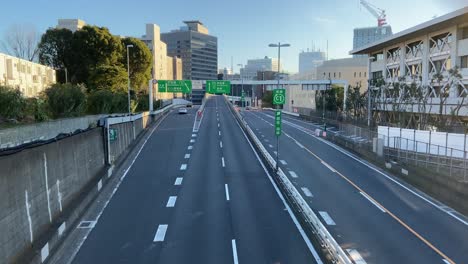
0,84,162,125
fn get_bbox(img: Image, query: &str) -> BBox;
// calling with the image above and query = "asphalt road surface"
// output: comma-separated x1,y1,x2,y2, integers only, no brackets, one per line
240,108,468,264
71,97,319,264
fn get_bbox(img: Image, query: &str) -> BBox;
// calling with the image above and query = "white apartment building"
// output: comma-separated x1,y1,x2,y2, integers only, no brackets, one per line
316,57,369,93
240,57,280,80
0,52,56,97
351,6,468,116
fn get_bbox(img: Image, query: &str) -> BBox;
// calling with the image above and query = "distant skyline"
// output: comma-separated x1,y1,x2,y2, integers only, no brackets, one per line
0,0,466,74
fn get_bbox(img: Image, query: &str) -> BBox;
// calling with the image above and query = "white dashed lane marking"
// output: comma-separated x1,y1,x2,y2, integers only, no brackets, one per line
174,178,183,185
166,196,177,207
153,224,168,242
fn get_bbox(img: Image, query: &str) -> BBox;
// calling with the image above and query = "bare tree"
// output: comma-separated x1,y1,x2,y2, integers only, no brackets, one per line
1,24,40,62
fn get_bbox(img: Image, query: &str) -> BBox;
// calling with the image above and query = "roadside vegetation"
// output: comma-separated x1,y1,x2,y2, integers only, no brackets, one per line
0,25,159,126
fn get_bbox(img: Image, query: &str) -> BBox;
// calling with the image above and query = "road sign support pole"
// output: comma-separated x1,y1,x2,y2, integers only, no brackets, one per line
276,109,279,172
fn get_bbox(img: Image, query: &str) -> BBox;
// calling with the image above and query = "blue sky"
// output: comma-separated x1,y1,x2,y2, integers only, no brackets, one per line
0,0,466,73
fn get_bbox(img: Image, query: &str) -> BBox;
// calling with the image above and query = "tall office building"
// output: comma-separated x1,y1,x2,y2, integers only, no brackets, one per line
240,56,280,80
298,49,326,74
161,21,217,80
353,25,392,57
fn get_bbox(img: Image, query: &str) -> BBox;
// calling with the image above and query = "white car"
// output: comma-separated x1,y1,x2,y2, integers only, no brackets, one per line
178,108,188,114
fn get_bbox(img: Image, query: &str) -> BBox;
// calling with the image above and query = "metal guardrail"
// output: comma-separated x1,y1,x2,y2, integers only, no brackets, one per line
228,99,352,264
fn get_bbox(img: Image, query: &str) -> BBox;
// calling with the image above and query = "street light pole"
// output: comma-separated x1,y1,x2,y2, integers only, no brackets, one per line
367,57,375,127
237,63,244,107
126,44,134,115
269,42,290,172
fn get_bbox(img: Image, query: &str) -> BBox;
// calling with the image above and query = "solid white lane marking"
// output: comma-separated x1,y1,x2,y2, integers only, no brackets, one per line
190,139,195,143
180,164,187,170
268,144,274,148
280,160,287,165
153,224,168,242
166,196,177,207
174,177,183,185
188,146,193,150
232,108,323,264
219,131,221,136
301,187,313,197
192,134,197,137
273,151,277,155
443,259,451,264
184,154,190,159
225,184,230,201
346,249,367,264
319,211,336,225
321,161,336,173
289,171,298,178
218,123,220,127
220,141,223,148
261,135,265,137
232,239,239,264
264,139,269,142
360,192,386,213
222,157,225,167
295,141,305,148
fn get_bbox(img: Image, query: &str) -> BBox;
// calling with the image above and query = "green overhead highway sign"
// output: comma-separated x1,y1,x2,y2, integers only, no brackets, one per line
275,110,282,136
158,80,192,93
273,89,286,105
206,80,231,94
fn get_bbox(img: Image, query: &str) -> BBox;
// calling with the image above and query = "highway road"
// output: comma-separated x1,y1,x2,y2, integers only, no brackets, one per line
71,97,319,264
240,108,468,264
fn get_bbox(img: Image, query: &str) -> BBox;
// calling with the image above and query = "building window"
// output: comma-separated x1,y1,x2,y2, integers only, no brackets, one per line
359,72,362,78
334,72,336,78
339,72,341,78
354,72,356,77
364,72,366,78
328,72,331,78
461,27,468,40
462,56,468,69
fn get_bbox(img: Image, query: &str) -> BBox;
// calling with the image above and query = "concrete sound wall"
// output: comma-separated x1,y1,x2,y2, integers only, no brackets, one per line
0,128,105,263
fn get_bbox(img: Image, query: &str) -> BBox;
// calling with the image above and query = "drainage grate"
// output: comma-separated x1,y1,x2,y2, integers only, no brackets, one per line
77,221,96,229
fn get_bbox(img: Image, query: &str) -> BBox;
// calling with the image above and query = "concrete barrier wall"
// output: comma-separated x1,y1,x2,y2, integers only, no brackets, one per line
0,115,110,150
0,128,105,263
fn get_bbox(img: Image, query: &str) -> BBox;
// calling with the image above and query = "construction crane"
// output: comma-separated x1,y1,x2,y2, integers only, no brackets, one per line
360,0,387,27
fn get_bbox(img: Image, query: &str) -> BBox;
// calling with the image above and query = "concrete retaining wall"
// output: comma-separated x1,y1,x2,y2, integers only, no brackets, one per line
0,128,105,263
0,105,174,263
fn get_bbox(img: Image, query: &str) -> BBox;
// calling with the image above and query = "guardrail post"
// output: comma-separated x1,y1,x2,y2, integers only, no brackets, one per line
437,145,440,172
449,148,453,177
106,120,111,165
426,141,430,168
